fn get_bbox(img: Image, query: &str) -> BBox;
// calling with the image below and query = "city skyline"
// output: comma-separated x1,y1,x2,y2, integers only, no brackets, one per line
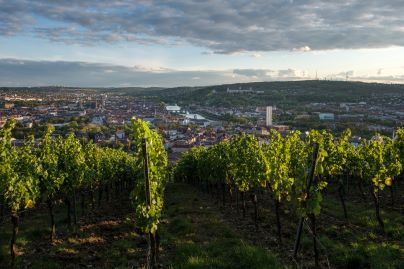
1,0,404,87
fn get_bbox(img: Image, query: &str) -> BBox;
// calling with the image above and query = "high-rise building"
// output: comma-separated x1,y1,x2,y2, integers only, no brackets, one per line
266,106,272,126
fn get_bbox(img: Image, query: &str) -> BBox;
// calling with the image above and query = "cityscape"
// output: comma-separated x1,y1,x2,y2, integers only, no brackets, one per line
1,1,403,269
1,82,403,159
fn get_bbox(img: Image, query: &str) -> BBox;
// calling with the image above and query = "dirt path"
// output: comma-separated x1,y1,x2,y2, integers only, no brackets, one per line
0,193,147,269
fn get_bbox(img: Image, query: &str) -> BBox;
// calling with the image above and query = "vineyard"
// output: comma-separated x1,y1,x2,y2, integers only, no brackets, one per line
0,117,167,268
1,121,403,268
173,128,404,268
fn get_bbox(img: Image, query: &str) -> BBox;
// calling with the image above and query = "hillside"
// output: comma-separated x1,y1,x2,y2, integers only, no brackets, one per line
127,80,404,108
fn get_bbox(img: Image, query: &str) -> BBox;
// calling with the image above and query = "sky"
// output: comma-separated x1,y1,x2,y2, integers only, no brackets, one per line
1,0,404,87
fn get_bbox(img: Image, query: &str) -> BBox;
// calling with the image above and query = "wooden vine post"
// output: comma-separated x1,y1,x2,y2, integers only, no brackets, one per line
47,199,56,241
10,212,19,267
0,196,4,222
252,192,258,230
293,143,319,264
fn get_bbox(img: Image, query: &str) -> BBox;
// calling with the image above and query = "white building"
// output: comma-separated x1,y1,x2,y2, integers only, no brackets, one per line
180,118,190,125
266,106,273,126
181,113,206,120
319,113,335,121
166,105,181,113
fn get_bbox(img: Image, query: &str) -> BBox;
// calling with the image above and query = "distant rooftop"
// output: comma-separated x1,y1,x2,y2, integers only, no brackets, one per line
166,105,181,112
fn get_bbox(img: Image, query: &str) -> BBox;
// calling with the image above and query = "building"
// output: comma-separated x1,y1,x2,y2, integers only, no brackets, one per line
180,118,190,125
91,115,106,125
166,105,181,113
266,106,273,126
255,127,269,136
227,87,264,94
4,103,15,109
115,130,125,140
319,113,335,121
227,87,254,94
182,113,205,120
271,125,289,132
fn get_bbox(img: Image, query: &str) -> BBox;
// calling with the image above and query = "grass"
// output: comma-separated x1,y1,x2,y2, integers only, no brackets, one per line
176,183,404,269
316,194,404,269
322,195,404,239
160,183,285,269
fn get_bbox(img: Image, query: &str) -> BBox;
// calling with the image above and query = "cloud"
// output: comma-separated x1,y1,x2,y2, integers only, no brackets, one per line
232,68,312,80
318,69,404,83
278,69,300,78
251,53,262,58
330,70,354,79
1,1,404,53
0,1,34,35
348,74,404,83
293,46,311,52
1,59,403,87
0,58,237,87
233,69,271,78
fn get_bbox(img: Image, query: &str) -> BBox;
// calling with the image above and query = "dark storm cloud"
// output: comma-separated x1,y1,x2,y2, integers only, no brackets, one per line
1,0,404,53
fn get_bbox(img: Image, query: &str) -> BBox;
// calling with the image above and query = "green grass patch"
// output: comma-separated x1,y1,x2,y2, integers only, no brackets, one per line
318,195,404,269
160,183,285,269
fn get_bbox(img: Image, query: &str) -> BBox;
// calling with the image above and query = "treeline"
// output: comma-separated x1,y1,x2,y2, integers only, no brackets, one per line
0,118,168,268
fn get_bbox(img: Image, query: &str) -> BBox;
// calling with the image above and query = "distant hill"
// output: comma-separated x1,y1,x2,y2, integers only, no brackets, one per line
127,80,404,108
2,80,403,108
0,86,163,93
